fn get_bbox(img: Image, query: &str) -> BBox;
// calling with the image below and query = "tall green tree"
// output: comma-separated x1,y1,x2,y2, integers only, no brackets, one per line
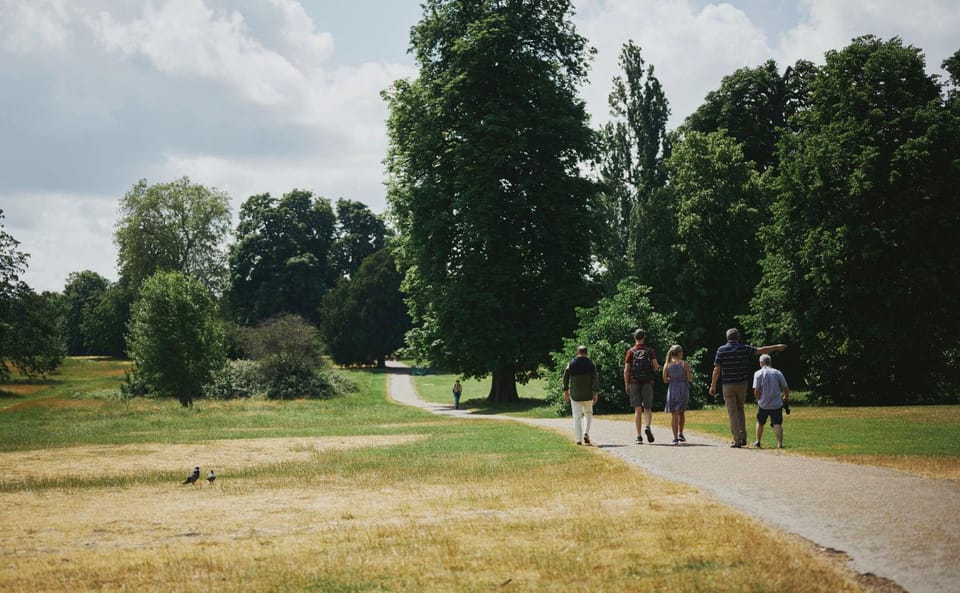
665,130,765,353
384,0,600,402
3,289,65,379
597,41,671,286
319,249,410,368
228,190,336,325
0,210,30,381
331,199,389,279
744,36,960,403
126,270,226,406
684,59,817,172
81,280,134,358
60,270,110,356
114,177,231,294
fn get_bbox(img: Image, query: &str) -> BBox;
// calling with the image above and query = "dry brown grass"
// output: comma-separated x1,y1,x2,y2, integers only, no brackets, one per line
0,436,871,593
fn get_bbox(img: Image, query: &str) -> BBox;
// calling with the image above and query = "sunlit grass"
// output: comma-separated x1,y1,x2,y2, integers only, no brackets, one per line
0,359,871,592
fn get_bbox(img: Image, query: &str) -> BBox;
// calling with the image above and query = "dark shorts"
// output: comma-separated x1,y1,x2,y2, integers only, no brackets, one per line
756,406,784,427
629,383,653,409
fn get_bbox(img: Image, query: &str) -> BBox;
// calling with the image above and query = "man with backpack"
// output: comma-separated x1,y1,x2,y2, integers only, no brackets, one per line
624,329,660,444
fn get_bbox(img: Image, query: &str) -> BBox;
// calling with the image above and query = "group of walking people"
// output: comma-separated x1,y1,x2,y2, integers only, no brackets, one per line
560,327,790,449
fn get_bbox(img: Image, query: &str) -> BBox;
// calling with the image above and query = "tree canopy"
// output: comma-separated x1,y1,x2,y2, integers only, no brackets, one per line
228,190,336,325
744,36,960,403
319,249,409,368
114,177,231,294
126,270,226,406
385,0,601,401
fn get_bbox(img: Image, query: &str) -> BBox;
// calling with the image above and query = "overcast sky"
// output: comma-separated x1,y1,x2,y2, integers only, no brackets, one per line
2,0,957,293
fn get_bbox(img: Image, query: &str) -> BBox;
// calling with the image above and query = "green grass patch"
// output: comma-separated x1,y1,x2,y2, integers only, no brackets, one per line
681,403,960,458
408,368,554,417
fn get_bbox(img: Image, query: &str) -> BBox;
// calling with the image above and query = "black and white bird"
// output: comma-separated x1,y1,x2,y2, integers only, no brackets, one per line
206,470,216,484
182,466,200,485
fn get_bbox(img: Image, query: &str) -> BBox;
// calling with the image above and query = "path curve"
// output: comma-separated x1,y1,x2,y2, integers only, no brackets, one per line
386,362,960,593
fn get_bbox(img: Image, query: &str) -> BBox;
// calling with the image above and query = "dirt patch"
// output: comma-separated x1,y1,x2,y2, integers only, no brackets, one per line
0,435,427,483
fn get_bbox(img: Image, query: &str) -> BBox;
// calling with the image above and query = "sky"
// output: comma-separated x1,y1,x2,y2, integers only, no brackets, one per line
1,0,957,293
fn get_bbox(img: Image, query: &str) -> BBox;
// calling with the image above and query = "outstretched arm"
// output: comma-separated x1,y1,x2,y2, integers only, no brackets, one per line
756,343,787,356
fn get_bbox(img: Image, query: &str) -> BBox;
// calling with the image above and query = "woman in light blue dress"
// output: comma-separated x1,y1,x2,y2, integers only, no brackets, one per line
662,344,692,445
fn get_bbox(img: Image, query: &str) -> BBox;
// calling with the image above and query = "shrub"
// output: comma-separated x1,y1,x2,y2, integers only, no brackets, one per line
545,278,706,415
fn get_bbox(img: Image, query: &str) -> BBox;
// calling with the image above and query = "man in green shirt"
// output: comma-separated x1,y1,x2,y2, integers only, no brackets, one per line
563,345,600,445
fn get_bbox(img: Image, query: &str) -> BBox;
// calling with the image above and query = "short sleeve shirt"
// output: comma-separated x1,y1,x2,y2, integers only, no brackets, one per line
753,366,788,409
624,345,658,385
713,341,757,385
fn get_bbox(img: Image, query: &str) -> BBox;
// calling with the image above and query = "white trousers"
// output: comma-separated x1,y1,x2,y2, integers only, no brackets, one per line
571,399,594,441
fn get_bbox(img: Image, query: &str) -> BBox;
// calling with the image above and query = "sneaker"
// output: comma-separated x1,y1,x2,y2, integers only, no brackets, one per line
730,442,743,448
752,441,762,448
672,438,679,445
576,441,582,446
583,433,591,445
636,436,644,445
645,426,655,443
678,434,686,442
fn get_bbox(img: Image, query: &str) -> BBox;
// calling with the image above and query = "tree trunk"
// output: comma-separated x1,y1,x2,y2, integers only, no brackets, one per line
376,354,386,369
487,367,519,403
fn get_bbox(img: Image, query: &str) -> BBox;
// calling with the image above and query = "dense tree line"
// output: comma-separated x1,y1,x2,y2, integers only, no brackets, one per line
3,7,957,409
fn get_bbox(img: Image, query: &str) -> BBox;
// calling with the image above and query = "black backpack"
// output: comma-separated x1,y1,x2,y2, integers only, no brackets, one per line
630,346,653,382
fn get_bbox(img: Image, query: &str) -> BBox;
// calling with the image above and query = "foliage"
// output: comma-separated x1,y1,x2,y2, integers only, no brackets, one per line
126,270,226,406
743,36,960,403
203,359,262,400
331,199,389,279
597,41,671,286
228,190,336,325
544,278,704,415
660,129,766,355
80,280,134,358
114,177,231,294
242,313,342,399
683,59,817,172
60,270,110,356
0,210,29,382
319,249,410,368
384,0,601,402
1,288,65,379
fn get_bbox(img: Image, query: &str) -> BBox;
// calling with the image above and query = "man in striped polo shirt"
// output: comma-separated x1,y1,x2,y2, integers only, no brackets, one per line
708,328,786,448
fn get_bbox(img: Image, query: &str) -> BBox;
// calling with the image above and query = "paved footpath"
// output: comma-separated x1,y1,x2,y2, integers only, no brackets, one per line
387,362,960,593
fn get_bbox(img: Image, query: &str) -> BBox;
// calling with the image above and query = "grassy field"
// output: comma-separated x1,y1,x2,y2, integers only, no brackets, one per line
411,369,960,480
0,358,933,592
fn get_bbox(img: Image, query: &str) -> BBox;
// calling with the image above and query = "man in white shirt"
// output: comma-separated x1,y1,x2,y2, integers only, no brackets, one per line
752,354,790,448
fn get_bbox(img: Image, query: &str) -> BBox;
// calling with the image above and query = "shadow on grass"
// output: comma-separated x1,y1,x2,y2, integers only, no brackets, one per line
460,397,553,416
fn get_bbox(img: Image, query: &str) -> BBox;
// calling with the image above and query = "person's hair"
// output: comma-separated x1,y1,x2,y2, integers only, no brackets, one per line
759,354,772,366
633,329,646,341
666,344,683,365
726,328,740,342
577,345,588,355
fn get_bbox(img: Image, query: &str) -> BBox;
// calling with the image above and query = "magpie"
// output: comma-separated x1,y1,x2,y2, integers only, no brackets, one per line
206,470,216,484
182,466,200,485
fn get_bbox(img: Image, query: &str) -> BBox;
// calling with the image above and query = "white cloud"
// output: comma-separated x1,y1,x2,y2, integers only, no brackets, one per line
7,192,119,290
90,0,306,106
0,0,73,53
777,0,960,74
576,0,771,129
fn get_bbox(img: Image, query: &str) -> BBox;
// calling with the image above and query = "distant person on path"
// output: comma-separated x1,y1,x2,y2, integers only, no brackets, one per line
752,354,790,448
624,329,660,444
563,345,599,445
662,344,692,445
452,380,462,410
709,328,786,448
